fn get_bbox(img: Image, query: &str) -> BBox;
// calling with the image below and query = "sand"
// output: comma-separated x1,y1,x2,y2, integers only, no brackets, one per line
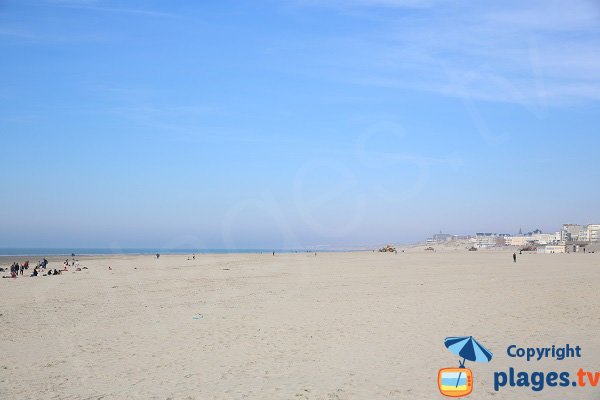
1,250,599,399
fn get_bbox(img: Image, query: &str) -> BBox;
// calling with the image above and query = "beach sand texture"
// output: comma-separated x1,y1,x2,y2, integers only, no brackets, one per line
1,251,599,399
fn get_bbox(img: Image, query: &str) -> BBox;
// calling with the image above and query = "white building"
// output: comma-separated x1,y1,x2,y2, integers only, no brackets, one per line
473,233,498,248
563,224,600,243
426,232,455,244
586,224,600,242
562,224,582,241
505,236,532,247
537,245,566,254
530,233,558,245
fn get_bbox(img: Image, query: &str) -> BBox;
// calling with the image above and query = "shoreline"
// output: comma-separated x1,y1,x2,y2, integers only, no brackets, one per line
0,248,359,258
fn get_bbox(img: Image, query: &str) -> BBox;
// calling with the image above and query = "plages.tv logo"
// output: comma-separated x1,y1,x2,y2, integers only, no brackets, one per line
438,336,493,397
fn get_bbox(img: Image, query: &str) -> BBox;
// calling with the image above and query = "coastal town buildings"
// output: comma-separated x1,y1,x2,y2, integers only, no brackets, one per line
426,222,599,250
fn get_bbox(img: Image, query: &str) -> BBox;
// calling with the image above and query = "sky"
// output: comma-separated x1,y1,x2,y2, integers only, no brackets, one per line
1,0,599,249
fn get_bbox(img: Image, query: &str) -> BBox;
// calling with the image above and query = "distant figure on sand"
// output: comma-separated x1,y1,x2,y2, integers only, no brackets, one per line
156,253,160,259
513,253,517,263
272,251,275,256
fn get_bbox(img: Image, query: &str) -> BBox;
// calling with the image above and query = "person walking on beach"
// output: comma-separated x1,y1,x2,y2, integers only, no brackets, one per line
513,253,517,263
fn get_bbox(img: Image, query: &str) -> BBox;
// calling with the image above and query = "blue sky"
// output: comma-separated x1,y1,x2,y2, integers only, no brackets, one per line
1,0,599,249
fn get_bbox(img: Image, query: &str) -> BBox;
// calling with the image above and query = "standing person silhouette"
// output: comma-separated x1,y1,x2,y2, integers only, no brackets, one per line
513,253,517,263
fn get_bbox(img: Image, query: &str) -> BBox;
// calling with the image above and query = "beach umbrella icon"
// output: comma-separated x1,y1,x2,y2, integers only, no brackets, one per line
444,336,493,388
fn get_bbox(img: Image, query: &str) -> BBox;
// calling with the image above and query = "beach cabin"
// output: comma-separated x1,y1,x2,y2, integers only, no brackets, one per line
568,243,589,253
537,246,546,254
538,245,566,254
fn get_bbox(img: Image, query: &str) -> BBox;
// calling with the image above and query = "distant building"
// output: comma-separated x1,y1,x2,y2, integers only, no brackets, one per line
585,224,600,242
575,224,600,243
568,243,588,253
505,236,532,247
432,232,453,242
426,231,463,244
554,231,563,242
473,233,499,248
530,233,557,245
537,245,566,254
421,223,598,248
562,224,582,241
559,223,599,243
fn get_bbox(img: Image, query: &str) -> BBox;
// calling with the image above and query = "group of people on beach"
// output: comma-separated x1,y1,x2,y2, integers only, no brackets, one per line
63,259,81,270
7,261,29,276
1,257,84,278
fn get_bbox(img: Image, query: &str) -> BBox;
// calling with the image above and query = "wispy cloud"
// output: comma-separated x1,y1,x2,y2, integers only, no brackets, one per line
48,0,178,18
298,0,435,8
0,25,111,43
0,27,38,40
293,0,600,105
0,1,175,43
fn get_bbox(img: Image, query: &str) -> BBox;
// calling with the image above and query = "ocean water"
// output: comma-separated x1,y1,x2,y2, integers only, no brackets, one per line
0,248,321,256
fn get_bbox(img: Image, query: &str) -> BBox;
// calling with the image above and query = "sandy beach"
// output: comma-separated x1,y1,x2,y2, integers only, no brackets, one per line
1,250,599,399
